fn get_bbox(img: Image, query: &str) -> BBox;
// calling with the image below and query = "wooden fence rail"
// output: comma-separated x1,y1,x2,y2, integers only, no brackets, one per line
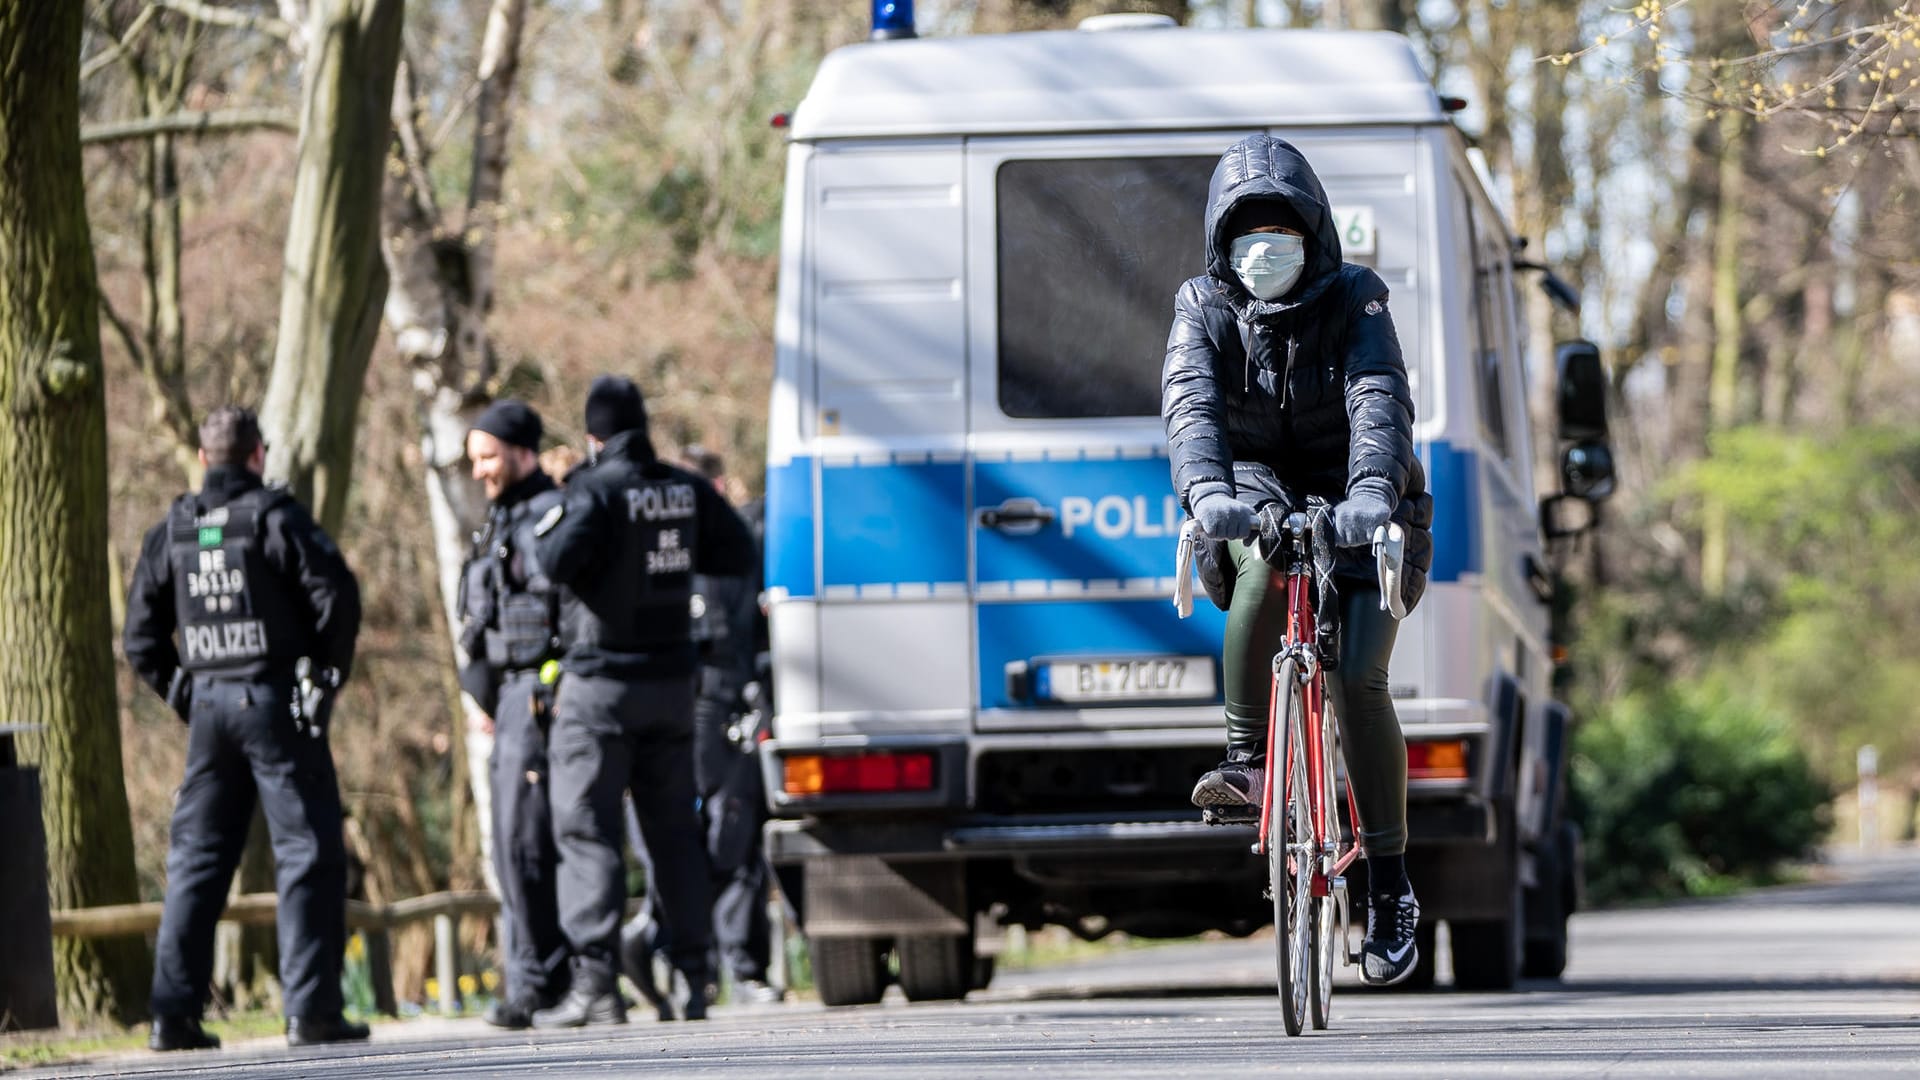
49,890,501,1017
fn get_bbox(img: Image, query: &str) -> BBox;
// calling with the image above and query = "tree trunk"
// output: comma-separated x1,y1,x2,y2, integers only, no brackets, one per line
260,0,404,533
242,0,402,1006
1701,109,1747,597
0,0,150,1026
379,0,534,899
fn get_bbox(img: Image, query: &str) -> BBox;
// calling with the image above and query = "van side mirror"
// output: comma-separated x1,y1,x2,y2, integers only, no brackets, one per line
1560,441,1616,502
1555,340,1609,442
1514,258,1582,316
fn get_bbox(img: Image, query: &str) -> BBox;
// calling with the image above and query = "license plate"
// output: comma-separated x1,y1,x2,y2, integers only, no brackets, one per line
1039,657,1215,704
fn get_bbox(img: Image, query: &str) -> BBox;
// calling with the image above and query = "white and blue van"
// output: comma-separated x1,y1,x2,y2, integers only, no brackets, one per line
758,14,1614,1004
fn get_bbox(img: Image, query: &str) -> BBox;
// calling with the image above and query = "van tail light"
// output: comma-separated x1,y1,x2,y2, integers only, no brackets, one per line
784,751,935,795
1407,740,1469,781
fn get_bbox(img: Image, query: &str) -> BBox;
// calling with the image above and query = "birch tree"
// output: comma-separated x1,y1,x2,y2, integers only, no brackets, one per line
380,0,534,883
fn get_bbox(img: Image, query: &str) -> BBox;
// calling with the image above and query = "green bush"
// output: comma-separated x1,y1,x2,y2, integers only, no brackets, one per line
1570,680,1830,905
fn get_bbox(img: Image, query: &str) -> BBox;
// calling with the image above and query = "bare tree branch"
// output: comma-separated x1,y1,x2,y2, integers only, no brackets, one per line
81,106,297,144
80,4,157,82
155,0,293,39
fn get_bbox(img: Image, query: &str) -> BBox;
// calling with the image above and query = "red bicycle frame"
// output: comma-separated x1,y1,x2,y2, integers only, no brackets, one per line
1255,565,1364,899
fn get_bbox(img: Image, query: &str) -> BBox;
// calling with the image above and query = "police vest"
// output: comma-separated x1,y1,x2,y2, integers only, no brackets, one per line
167,487,305,677
476,488,564,671
556,463,702,666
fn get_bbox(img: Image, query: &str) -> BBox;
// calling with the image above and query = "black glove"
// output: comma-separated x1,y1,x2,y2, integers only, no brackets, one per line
293,658,341,738
164,669,193,724
1189,483,1258,541
1333,478,1398,549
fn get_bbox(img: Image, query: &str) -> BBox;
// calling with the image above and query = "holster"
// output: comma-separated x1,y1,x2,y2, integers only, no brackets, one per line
529,678,556,733
164,669,193,724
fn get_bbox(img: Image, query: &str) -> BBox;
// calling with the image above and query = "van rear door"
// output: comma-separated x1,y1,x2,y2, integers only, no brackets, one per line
961,132,1426,735
963,136,1239,735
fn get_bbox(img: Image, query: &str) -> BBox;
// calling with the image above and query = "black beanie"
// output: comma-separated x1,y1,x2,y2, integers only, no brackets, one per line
470,399,542,451
584,375,647,440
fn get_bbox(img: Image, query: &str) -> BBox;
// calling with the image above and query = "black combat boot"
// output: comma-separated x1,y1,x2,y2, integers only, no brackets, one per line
620,910,672,1022
532,964,626,1029
285,1013,370,1047
149,1016,220,1052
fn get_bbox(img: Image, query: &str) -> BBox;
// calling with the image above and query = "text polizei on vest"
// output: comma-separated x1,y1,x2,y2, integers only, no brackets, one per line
183,619,271,664
624,483,696,523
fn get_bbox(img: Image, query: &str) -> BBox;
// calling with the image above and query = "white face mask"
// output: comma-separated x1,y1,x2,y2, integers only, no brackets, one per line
1230,232,1306,301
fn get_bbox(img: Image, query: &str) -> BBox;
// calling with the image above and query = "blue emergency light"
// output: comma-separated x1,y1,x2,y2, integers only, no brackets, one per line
871,0,916,40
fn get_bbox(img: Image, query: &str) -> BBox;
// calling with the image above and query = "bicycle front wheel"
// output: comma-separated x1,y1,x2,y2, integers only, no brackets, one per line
1271,657,1313,1037
1310,701,1342,1031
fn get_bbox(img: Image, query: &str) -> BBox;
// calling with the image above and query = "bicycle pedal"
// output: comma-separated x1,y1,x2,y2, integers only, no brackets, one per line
1202,806,1258,826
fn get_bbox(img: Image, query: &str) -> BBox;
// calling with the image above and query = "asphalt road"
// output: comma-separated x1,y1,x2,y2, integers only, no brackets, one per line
15,849,1920,1079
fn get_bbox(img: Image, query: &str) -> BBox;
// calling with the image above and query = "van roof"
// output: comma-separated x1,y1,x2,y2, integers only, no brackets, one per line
790,28,1444,141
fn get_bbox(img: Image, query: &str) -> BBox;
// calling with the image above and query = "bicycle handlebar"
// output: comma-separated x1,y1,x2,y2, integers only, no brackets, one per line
1174,503,1409,622
1374,522,1408,620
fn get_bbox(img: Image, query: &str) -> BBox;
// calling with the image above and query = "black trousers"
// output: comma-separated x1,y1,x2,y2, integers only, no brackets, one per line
489,671,568,1004
704,743,772,984
549,672,712,989
150,675,347,1020
1222,542,1409,856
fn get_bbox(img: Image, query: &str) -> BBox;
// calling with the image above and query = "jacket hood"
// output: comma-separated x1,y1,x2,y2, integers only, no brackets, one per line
1204,134,1344,317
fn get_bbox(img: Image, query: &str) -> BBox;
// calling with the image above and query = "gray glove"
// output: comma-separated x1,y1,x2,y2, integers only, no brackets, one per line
1333,479,1398,549
1189,483,1257,541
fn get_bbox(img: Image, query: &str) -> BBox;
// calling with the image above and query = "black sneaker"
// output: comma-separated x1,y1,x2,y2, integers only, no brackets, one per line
1360,883,1421,986
1190,749,1265,809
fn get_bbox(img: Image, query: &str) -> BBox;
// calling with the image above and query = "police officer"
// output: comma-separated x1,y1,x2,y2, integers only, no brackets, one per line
123,406,366,1051
681,446,781,1005
530,376,756,1027
454,400,571,1029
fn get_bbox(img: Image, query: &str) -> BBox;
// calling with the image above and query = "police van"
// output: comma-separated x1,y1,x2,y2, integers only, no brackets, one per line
759,16,1615,1005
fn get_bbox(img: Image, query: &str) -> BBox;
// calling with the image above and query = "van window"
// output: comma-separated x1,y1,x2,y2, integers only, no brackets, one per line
1459,185,1510,457
996,156,1214,419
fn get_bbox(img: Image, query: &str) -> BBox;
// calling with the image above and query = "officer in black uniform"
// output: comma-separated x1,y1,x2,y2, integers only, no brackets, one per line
680,447,781,1004
454,400,571,1029
123,406,366,1052
530,376,756,1027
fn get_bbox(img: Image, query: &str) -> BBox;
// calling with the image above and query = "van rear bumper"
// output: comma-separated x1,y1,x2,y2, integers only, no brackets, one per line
765,812,1254,864
765,797,1493,866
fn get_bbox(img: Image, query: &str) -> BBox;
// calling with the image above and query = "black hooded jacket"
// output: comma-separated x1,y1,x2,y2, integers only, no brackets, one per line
534,429,757,679
124,466,362,696
1162,134,1432,607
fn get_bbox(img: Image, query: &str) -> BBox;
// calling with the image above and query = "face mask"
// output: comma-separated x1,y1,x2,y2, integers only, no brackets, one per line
1230,232,1305,301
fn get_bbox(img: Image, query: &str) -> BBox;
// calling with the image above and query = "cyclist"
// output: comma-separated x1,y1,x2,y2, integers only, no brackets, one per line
1162,133,1434,986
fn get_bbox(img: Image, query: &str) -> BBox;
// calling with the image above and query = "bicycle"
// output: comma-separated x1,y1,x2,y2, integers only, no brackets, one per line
1176,497,1406,1035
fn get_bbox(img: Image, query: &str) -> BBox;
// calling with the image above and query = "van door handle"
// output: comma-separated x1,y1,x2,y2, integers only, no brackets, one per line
1524,553,1554,605
978,498,1055,537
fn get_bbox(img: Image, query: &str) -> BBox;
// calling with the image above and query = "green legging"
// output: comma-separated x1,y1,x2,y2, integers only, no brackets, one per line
1221,539,1408,856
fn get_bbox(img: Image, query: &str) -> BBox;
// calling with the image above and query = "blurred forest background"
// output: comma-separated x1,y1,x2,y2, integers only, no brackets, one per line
54,0,1919,1015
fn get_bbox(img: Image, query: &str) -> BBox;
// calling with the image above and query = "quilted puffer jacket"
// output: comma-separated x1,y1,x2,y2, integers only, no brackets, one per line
1162,134,1432,610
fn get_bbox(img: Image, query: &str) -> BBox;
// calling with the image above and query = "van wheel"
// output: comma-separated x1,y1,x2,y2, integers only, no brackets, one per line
897,934,973,1002
1522,826,1578,979
1403,920,1437,990
812,936,889,1007
1451,911,1521,990
971,955,996,992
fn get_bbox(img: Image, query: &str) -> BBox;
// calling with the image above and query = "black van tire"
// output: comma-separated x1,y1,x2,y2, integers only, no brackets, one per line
813,936,890,1007
971,955,996,992
897,934,973,1002
1523,825,1579,979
